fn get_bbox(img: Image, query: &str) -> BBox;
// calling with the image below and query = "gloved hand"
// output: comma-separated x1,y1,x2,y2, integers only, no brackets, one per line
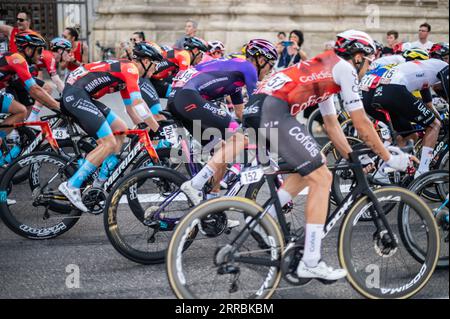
385,146,411,172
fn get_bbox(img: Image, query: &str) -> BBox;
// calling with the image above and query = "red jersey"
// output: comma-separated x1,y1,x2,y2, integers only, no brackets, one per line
9,27,19,53
67,41,84,71
65,59,142,105
257,50,363,116
0,51,36,90
152,48,191,80
32,49,57,77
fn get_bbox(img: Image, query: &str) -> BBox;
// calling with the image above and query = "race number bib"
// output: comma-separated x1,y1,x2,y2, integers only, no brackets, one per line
173,68,198,87
240,166,264,185
360,74,378,91
379,69,395,85
66,66,88,85
264,73,292,91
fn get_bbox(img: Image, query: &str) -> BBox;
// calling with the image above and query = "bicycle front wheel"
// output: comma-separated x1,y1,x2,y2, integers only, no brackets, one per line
166,197,284,299
339,187,439,299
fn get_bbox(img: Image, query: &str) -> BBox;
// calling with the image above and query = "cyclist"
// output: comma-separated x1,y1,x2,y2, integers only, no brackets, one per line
181,30,412,281
370,57,448,178
58,46,162,212
174,39,277,199
429,42,449,63
360,48,430,146
150,36,207,98
0,31,60,165
26,37,72,122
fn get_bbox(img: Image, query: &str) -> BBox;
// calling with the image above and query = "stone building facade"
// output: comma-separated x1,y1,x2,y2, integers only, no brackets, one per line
91,0,449,59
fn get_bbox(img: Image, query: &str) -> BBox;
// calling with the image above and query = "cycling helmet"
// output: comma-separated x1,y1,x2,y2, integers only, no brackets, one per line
132,42,163,61
208,40,225,53
245,39,278,61
402,48,429,61
334,30,376,58
50,37,72,52
429,42,449,60
15,31,47,50
392,42,404,55
374,40,384,55
183,36,208,52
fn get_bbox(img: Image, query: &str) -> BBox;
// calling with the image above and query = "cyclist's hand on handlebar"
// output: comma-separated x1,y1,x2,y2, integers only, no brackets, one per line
385,146,417,171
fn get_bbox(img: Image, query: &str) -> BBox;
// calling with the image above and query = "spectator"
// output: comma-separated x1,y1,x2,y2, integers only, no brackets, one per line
381,30,399,56
60,26,88,72
174,19,198,49
120,31,146,59
0,10,34,53
277,31,286,42
276,30,308,69
406,22,433,50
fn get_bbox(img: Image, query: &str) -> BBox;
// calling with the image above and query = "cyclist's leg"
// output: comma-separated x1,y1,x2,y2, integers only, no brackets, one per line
175,89,237,196
59,89,116,211
0,92,27,139
374,84,439,175
259,95,346,280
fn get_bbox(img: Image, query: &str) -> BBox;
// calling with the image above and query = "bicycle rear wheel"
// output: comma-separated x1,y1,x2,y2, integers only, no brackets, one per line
339,187,439,299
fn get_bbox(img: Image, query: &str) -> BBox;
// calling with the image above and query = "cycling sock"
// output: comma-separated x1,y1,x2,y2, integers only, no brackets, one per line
268,188,292,219
27,105,43,122
68,159,97,189
301,223,324,268
417,146,433,174
191,164,215,190
97,154,120,182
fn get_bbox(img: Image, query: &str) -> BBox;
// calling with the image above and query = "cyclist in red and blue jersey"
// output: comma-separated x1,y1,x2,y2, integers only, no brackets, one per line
0,31,59,165
58,43,163,212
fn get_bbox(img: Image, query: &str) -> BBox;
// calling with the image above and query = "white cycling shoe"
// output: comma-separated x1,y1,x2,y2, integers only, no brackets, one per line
58,182,88,213
296,260,347,281
180,180,203,206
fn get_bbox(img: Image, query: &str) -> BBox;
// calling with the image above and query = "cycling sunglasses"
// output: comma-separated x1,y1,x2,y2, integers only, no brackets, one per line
16,18,27,22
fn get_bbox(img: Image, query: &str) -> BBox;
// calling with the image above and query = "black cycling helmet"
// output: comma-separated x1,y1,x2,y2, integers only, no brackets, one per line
132,42,163,62
15,31,47,50
183,36,208,52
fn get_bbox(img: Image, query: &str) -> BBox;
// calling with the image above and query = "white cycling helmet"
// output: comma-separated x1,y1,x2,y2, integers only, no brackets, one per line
335,29,376,58
208,40,225,53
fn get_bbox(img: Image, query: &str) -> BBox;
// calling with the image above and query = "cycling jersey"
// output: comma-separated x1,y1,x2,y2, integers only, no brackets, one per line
387,59,448,92
256,50,363,116
171,57,258,104
360,63,398,91
0,51,36,91
152,48,191,81
65,59,142,105
369,55,405,70
67,41,84,71
31,49,58,77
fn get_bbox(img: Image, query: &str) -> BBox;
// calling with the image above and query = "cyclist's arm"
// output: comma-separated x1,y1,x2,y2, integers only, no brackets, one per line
319,98,353,159
51,74,65,93
0,24,13,37
10,53,59,110
230,90,245,120
81,42,89,64
333,60,390,161
177,51,191,71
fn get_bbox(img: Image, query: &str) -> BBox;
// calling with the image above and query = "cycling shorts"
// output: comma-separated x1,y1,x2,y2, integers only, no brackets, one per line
0,91,14,114
61,86,119,140
169,89,235,145
243,93,325,176
370,84,436,136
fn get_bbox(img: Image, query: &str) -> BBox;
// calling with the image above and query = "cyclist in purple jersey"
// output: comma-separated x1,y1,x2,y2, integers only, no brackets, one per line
175,39,278,202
